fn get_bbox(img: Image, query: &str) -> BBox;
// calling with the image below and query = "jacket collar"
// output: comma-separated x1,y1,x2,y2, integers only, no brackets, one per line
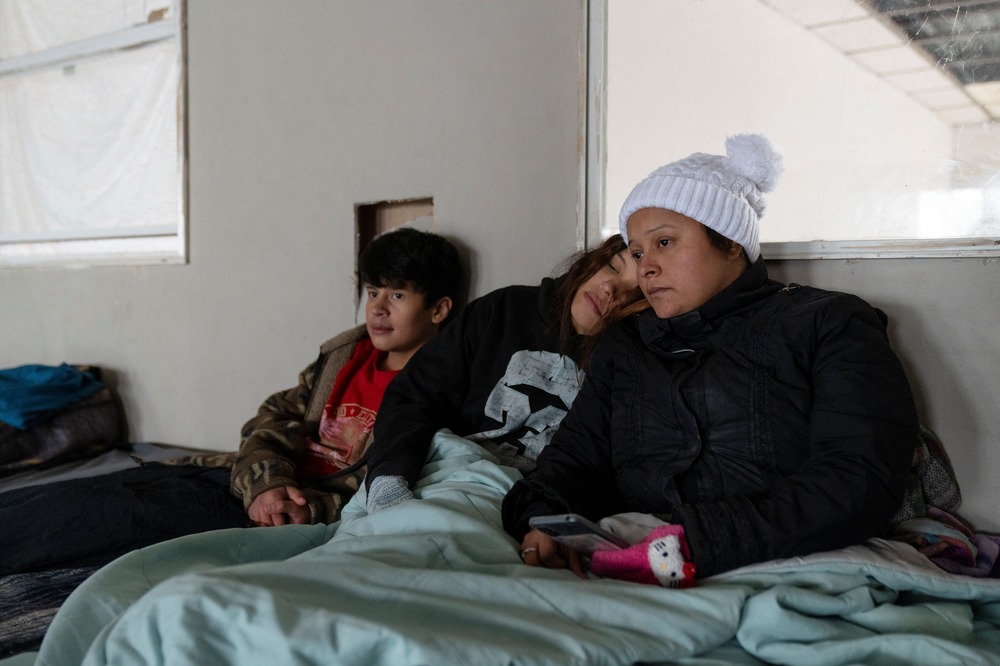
636,257,782,348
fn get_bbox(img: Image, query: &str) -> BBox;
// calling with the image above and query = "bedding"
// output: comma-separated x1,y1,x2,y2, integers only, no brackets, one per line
0,463,246,574
0,567,99,660
0,442,245,659
0,365,125,475
0,441,221,495
23,431,1000,666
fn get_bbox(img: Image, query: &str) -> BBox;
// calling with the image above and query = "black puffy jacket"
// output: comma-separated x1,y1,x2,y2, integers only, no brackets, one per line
502,259,918,577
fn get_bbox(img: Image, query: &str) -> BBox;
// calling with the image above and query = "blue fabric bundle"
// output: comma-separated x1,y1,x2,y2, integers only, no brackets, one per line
0,364,104,430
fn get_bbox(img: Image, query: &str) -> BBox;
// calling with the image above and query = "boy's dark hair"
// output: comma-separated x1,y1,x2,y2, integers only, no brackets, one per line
358,227,462,306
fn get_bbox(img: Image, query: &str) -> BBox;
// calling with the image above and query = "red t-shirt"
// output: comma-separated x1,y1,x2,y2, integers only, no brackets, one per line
298,338,398,479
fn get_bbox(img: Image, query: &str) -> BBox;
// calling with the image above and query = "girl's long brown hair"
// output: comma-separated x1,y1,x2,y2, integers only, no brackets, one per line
555,234,648,366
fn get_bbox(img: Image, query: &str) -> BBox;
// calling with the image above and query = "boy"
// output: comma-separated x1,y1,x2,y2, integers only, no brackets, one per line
230,227,462,526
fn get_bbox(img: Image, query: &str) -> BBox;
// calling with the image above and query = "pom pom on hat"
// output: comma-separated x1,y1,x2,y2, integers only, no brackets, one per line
724,134,782,193
618,133,783,262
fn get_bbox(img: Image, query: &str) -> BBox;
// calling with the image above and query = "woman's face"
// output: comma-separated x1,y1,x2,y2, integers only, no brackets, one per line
569,249,638,335
626,208,747,320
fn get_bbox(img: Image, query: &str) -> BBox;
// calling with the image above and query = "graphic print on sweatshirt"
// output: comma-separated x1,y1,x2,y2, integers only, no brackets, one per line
466,350,583,461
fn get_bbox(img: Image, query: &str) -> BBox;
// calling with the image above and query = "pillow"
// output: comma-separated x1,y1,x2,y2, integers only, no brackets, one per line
0,366,127,475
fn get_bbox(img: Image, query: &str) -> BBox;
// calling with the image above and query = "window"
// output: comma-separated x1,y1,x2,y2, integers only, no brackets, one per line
588,0,1000,258
0,0,185,267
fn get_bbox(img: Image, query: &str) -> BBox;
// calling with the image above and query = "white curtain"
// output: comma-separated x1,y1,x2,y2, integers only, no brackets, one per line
0,0,181,260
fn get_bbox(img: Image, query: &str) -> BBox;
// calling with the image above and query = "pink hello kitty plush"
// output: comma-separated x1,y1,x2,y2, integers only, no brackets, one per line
590,524,696,588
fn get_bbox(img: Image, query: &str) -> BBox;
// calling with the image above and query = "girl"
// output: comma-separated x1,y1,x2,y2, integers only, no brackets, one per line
365,234,639,511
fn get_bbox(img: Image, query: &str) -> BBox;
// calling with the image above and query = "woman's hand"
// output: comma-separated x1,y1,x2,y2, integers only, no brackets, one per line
518,528,587,578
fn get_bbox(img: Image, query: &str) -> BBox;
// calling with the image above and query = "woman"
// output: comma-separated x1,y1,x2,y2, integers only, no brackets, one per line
364,234,640,512
502,135,919,586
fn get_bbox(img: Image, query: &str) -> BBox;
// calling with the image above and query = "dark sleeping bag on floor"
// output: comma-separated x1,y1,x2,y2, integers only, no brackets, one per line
0,463,249,574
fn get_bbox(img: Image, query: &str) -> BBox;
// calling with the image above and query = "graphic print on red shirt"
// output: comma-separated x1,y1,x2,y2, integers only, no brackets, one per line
299,338,398,479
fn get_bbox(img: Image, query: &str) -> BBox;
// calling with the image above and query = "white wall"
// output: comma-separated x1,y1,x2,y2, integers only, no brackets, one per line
0,1,586,451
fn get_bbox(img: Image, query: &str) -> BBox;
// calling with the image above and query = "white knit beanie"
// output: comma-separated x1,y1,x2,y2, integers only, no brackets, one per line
618,134,783,262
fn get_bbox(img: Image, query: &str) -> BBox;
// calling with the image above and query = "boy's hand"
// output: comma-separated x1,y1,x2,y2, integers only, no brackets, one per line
248,486,311,526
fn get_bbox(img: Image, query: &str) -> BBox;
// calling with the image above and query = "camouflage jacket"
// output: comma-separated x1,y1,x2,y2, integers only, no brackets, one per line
230,324,369,523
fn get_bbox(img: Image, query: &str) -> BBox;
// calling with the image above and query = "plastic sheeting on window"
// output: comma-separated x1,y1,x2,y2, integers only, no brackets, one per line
0,0,184,266
0,0,173,58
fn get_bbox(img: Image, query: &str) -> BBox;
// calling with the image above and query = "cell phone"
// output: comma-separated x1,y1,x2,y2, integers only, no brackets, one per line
529,513,629,554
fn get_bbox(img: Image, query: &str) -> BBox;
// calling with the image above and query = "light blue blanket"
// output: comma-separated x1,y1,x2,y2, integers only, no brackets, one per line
24,431,1000,665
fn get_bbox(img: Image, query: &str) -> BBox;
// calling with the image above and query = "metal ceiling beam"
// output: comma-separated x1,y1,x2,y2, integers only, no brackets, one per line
874,0,1000,18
